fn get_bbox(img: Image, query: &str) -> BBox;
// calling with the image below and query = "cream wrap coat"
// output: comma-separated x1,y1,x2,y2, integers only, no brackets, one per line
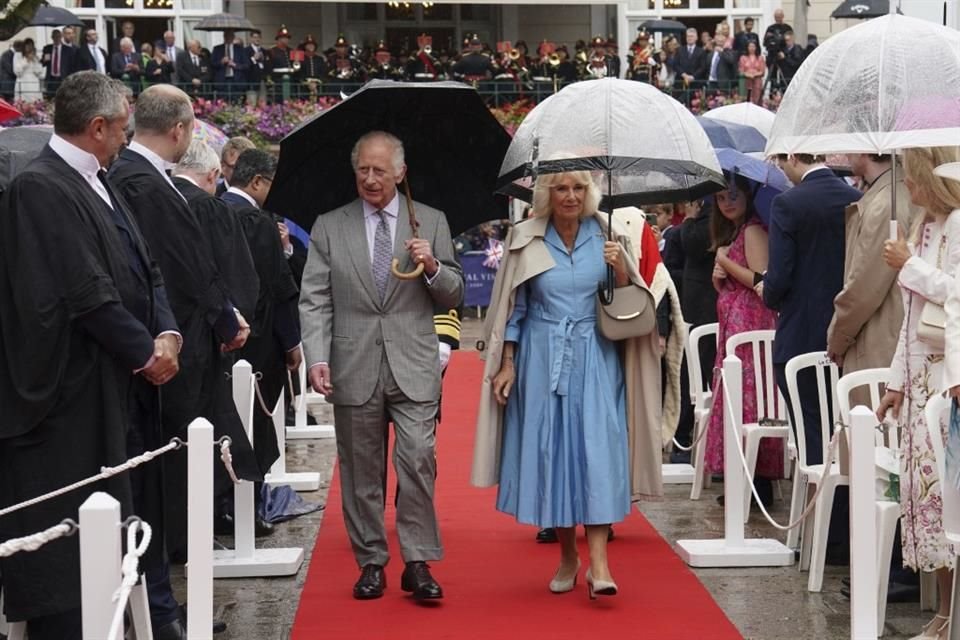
470,212,665,502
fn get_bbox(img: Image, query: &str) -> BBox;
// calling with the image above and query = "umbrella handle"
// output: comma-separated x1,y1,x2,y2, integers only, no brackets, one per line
392,175,426,280
391,259,425,280
597,266,615,305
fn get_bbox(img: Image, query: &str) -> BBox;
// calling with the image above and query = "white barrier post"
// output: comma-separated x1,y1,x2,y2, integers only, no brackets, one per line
79,492,122,640
187,418,214,640
675,355,794,567
213,359,304,578
288,358,335,440
265,396,321,491
849,406,879,639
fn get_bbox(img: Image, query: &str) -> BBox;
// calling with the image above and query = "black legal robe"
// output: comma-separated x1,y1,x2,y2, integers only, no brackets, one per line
221,191,300,475
0,147,175,620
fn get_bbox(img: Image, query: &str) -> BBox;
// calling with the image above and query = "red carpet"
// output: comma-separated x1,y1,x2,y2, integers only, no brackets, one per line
292,352,742,640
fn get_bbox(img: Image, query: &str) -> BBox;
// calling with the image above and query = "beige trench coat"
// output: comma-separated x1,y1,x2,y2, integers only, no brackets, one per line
827,173,919,404
470,212,664,502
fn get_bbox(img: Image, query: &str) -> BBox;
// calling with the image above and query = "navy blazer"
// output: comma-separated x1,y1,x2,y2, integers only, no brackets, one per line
763,168,862,364
211,43,249,83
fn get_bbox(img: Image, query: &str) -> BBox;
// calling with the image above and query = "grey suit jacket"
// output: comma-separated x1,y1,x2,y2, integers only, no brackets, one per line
299,197,464,406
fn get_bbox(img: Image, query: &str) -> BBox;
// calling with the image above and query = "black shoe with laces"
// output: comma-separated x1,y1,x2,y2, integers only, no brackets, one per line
401,561,444,600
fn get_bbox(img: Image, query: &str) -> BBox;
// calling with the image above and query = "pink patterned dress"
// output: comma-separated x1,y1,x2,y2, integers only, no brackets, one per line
705,217,783,478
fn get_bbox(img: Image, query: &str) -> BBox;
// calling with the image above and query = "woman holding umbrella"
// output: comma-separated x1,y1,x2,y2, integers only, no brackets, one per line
476,165,660,599
705,174,781,506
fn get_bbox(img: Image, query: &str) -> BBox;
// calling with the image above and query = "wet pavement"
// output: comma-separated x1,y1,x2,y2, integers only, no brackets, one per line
172,317,936,639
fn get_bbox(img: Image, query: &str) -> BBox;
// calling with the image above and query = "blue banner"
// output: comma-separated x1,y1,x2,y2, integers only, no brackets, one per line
461,252,497,308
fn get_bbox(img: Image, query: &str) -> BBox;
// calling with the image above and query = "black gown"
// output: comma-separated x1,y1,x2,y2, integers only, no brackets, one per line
221,191,300,475
0,147,173,620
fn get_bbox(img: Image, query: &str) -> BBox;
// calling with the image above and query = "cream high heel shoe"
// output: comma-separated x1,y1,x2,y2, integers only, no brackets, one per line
585,568,618,599
549,558,581,593
909,614,949,640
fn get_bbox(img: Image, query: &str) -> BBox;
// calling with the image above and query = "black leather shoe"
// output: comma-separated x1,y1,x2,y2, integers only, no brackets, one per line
536,528,558,543
401,561,444,600
213,513,275,537
154,618,188,640
353,564,386,600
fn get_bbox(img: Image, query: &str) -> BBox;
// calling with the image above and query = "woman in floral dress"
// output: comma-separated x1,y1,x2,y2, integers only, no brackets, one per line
878,146,960,640
705,175,782,505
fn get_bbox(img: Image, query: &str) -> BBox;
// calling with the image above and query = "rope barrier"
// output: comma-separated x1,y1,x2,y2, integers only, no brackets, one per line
0,519,77,558
672,417,711,453
720,370,844,532
107,518,152,640
217,436,241,485
0,438,185,519
253,373,281,418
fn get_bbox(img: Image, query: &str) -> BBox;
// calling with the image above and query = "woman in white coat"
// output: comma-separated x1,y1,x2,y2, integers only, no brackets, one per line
878,146,960,640
13,38,44,102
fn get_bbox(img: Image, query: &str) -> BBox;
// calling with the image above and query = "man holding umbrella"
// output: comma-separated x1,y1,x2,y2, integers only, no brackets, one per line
300,131,463,601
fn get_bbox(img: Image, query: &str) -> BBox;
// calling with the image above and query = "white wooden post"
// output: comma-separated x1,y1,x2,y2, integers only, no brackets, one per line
187,418,214,640
849,406,879,639
265,396,321,491
79,492,121,640
289,358,335,439
213,359,304,578
676,355,794,567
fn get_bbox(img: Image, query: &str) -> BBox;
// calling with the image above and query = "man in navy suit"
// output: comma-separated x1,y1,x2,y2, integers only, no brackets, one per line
671,27,707,103
211,29,249,101
762,154,861,465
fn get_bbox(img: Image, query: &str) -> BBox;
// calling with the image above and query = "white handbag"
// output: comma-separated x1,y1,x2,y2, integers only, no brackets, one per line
917,229,947,349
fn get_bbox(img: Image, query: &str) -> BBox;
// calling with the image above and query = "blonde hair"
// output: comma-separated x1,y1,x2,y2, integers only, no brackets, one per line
530,170,602,219
902,146,960,227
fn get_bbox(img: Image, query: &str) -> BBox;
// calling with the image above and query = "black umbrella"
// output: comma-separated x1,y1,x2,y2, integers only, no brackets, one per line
0,125,51,193
195,13,258,32
638,19,687,36
29,5,85,27
266,79,512,244
831,0,891,19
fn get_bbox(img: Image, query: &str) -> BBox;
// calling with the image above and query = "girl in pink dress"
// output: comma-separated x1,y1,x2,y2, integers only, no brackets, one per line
705,176,783,502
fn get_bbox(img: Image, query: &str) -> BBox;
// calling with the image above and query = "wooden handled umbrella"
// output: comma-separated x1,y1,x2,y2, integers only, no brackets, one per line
392,176,425,280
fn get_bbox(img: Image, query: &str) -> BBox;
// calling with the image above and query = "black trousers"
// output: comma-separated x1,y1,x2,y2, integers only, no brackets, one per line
25,608,83,640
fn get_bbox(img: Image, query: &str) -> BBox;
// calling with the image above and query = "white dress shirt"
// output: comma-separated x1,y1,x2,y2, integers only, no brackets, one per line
89,43,105,74
126,140,187,202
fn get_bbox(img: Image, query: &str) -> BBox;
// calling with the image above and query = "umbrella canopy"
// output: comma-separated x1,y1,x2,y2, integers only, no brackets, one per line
29,5,84,27
0,99,21,124
831,0,890,19
696,117,768,154
714,148,792,224
0,125,52,192
192,119,228,154
638,19,687,36
702,103,776,139
265,80,511,237
195,13,257,32
498,78,724,209
766,14,960,155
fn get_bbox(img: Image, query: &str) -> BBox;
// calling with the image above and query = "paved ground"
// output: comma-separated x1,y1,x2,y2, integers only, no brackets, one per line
173,317,936,639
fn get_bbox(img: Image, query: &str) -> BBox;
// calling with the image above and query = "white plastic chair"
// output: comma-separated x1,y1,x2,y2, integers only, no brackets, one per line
925,393,960,632
724,330,791,521
687,322,718,500
784,351,844,592
836,367,906,630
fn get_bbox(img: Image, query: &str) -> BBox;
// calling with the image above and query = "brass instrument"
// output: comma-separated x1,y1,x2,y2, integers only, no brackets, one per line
508,48,520,61
587,53,608,79
424,44,432,55
292,60,301,72
548,52,560,67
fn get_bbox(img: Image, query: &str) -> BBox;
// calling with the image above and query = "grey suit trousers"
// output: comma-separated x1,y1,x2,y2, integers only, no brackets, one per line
334,351,442,567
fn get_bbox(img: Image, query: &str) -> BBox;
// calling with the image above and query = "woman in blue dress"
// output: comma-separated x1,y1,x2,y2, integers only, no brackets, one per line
489,169,633,599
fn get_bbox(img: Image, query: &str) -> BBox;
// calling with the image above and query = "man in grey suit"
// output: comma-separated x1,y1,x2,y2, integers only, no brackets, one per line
300,131,463,601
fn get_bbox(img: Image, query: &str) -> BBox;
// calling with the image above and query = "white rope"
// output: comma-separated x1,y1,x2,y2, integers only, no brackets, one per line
107,519,152,640
672,417,711,453
0,520,77,558
288,370,305,412
253,373,281,418
720,370,844,532
0,439,184,519
218,437,241,485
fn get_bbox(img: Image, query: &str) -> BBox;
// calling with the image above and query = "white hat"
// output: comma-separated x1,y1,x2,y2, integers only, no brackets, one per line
934,162,960,183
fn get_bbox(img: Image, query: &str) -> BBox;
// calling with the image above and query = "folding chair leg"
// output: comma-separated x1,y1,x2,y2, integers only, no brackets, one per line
743,432,761,524
786,468,805,550
807,478,837,592
799,482,816,572
876,503,900,634
921,571,939,612
690,413,710,500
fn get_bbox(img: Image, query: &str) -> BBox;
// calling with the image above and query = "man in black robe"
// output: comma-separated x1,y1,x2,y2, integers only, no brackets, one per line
168,140,265,557
0,72,180,639
108,84,248,638
221,149,302,480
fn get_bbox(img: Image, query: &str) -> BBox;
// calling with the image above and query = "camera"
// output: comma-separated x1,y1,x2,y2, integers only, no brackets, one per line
763,30,785,58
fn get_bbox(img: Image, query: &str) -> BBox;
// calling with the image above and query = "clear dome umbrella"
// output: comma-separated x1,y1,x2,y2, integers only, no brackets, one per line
765,13,960,236
497,78,723,302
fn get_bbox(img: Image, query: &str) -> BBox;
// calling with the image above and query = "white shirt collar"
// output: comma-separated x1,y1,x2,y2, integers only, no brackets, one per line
226,185,257,207
802,165,831,181
127,140,174,175
173,173,199,188
48,133,104,177
362,191,400,219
